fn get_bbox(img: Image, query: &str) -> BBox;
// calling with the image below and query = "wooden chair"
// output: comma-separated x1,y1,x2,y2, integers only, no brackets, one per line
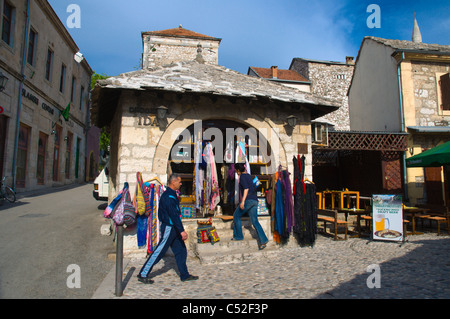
317,209,348,240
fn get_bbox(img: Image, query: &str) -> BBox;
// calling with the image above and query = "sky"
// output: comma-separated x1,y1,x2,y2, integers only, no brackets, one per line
48,0,450,77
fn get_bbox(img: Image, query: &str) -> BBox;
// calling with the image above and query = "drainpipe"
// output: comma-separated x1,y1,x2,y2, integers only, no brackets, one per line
11,0,31,191
396,51,409,201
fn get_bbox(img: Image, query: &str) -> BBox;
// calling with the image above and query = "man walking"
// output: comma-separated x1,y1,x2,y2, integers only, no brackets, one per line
137,174,198,283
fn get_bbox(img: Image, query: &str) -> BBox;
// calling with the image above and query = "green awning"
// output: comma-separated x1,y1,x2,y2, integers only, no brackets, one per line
406,141,450,167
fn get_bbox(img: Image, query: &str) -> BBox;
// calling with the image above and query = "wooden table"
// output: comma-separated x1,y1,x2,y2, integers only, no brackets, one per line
403,206,430,235
338,208,371,238
322,190,359,209
316,192,323,209
321,190,334,209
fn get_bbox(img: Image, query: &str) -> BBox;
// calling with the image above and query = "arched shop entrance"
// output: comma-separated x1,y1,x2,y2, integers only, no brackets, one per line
168,118,278,216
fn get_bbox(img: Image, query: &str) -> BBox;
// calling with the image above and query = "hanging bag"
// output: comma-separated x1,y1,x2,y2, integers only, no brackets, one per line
104,190,123,219
135,172,151,216
122,184,137,226
110,182,136,226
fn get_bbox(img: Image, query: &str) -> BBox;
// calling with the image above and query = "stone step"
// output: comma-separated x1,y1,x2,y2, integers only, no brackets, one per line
192,238,278,265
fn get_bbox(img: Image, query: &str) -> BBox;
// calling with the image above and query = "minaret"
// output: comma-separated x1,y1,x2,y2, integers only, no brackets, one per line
412,13,422,43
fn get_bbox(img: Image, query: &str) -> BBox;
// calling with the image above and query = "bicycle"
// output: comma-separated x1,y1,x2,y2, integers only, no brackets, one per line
0,176,15,203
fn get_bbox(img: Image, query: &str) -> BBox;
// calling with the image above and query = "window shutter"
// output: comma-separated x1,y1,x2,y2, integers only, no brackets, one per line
440,73,450,111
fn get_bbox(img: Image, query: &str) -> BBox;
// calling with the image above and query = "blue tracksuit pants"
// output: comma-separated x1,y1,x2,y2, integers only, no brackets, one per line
138,223,190,280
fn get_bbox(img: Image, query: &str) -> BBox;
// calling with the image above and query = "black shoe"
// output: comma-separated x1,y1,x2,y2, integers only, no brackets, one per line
181,275,199,282
137,274,154,284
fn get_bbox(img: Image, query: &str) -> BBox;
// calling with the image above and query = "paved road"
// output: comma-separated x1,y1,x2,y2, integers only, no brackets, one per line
0,183,115,299
95,233,450,300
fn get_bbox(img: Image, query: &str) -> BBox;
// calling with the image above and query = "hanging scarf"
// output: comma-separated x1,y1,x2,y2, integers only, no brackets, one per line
234,141,251,206
274,179,284,237
293,155,317,246
204,143,220,211
136,215,147,247
282,169,294,233
147,184,165,255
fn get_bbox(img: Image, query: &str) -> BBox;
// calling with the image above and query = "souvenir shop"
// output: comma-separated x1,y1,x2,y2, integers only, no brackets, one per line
91,59,338,253
104,151,319,255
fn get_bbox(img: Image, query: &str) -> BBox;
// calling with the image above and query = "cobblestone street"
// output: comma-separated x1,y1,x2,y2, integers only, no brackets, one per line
93,233,450,300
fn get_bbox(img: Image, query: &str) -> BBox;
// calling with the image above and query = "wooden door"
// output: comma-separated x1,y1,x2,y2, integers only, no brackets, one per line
425,167,444,205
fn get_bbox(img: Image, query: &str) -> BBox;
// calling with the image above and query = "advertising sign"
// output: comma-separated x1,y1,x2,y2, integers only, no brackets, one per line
372,194,403,242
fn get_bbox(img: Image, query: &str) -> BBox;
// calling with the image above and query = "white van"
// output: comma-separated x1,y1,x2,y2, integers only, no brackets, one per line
93,162,109,201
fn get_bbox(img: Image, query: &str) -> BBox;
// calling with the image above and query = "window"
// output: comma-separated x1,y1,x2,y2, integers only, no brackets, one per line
79,86,84,110
70,76,76,102
440,73,450,111
45,48,53,81
59,64,66,93
27,28,37,66
312,123,328,145
37,132,47,185
333,74,346,80
1,0,14,46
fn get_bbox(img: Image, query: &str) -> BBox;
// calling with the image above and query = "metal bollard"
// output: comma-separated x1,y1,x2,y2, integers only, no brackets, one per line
115,225,124,297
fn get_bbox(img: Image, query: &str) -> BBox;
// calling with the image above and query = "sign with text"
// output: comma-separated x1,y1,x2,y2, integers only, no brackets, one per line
372,194,403,242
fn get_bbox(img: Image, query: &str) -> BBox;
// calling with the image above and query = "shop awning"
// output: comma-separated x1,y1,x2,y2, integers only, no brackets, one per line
406,141,450,167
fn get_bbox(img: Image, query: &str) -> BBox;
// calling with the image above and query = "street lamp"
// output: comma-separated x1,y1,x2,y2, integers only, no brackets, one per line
287,115,298,128
0,71,8,92
157,105,168,119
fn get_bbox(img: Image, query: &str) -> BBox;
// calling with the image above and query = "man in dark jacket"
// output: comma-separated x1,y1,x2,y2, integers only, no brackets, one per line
137,174,198,283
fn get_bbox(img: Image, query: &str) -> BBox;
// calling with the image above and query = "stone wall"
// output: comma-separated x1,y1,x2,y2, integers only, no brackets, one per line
0,0,92,191
411,61,450,126
108,90,314,251
143,35,220,69
291,60,354,131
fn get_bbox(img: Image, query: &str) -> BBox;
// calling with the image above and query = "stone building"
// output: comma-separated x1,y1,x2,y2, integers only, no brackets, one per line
142,25,221,69
0,0,96,192
289,57,355,132
91,26,339,251
348,33,450,205
247,66,311,93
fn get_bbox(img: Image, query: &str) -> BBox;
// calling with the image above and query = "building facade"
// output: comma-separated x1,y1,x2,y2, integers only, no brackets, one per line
91,26,339,251
348,36,450,205
290,57,355,132
247,66,311,93
0,0,94,192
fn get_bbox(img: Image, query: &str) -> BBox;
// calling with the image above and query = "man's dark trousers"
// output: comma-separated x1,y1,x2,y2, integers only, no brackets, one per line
138,223,190,280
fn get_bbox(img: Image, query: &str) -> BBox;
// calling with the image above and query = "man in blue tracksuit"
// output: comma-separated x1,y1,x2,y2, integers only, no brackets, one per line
137,174,198,283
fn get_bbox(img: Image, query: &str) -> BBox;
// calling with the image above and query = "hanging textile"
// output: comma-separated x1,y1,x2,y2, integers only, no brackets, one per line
146,184,165,255
204,142,220,211
226,164,235,206
282,169,294,233
274,179,285,238
269,165,294,244
233,141,251,207
293,155,317,247
136,215,147,247
194,139,203,209
135,172,151,216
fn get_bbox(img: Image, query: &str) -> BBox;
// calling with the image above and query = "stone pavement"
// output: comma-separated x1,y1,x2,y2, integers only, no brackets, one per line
92,232,450,300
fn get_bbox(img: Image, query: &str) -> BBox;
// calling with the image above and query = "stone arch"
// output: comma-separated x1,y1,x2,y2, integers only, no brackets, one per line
151,104,287,180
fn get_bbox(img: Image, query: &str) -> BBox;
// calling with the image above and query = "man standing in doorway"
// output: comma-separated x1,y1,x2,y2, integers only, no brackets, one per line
137,173,198,283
